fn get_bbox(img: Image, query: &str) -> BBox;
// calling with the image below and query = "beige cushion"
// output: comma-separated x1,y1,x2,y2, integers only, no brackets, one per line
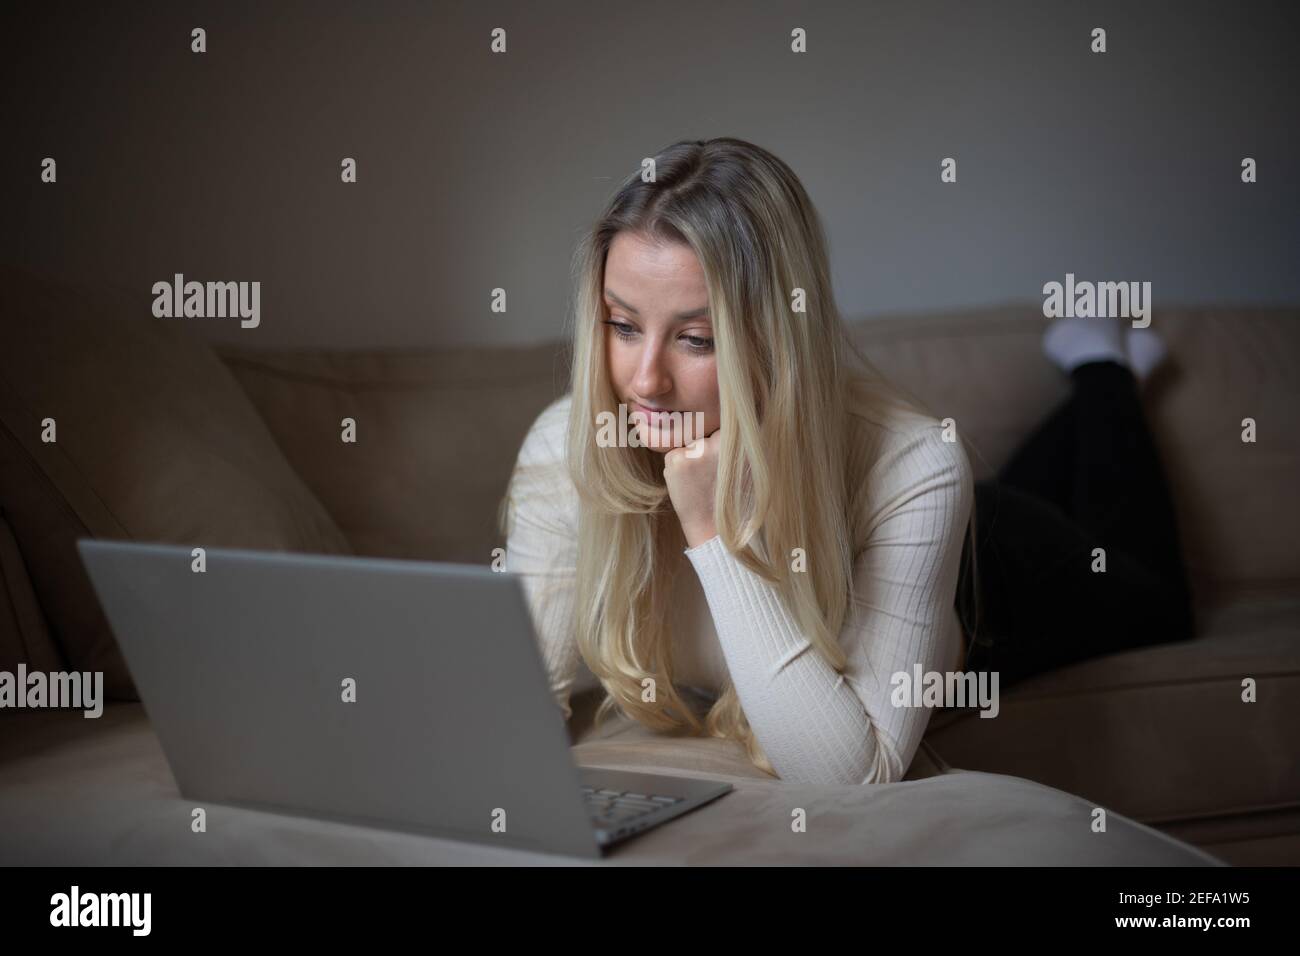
0,510,65,674
849,306,1300,604
216,343,569,563
216,307,1299,604
0,266,353,699
0,702,1222,865
925,596,1300,827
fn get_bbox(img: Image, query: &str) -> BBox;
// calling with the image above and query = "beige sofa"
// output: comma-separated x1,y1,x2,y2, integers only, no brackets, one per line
1,264,1295,865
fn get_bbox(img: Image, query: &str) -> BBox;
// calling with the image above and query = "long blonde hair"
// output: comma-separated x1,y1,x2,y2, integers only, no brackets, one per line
504,137,980,776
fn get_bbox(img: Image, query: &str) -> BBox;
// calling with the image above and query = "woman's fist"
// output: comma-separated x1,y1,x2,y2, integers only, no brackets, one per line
664,429,722,548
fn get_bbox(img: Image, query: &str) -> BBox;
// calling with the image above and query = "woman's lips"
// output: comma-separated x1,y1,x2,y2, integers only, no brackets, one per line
632,402,673,416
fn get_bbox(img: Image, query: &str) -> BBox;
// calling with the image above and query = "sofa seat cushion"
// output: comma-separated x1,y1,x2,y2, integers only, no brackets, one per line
0,703,1221,865
925,597,1300,827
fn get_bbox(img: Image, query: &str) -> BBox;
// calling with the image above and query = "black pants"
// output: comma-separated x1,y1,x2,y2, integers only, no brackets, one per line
957,360,1195,688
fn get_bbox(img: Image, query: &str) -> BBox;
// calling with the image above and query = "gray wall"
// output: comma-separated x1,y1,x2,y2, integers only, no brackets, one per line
3,0,1297,348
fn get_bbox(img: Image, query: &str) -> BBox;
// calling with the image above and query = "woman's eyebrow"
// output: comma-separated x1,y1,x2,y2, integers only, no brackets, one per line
604,288,710,322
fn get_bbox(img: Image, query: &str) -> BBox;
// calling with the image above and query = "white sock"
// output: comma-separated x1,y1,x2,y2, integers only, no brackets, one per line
1125,326,1169,383
1042,316,1129,373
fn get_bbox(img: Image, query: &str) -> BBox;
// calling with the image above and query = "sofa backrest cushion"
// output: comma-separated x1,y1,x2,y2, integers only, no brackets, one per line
216,342,570,564
0,265,353,700
849,305,1300,604
221,304,1298,606
0,508,65,677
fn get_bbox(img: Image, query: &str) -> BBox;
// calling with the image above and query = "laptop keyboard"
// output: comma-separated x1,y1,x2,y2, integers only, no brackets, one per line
581,784,684,828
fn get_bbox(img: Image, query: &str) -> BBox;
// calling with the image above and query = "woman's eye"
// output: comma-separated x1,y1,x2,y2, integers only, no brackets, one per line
604,320,713,354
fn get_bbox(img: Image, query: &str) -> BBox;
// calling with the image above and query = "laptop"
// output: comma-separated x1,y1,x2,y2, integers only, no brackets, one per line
76,538,732,859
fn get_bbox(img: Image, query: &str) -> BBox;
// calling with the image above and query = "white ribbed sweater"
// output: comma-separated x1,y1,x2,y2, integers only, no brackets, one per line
503,392,974,785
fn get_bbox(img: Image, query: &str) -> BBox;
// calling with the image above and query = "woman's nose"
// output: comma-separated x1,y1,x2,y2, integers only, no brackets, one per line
633,341,672,397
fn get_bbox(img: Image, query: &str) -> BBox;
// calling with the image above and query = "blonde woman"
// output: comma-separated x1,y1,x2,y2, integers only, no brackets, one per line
498,138,1194,785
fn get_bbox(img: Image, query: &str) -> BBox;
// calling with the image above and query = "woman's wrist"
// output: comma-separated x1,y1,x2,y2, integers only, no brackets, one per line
682,522,719,550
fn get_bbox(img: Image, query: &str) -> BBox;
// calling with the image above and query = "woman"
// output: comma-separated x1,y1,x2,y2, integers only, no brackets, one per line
498,137,1195,786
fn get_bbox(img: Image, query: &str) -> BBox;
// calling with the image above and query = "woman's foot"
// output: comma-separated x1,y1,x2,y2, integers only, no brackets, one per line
1042,315,1129,374
1124,326,1169,384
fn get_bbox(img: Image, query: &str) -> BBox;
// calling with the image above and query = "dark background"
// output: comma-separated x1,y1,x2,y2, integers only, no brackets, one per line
3,0,1298,348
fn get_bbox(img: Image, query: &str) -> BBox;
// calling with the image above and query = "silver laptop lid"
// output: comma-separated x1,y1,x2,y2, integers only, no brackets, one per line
76,538,603,858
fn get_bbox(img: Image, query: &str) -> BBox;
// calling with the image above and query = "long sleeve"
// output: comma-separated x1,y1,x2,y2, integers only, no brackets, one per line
683,420,974,785
502,399,582,720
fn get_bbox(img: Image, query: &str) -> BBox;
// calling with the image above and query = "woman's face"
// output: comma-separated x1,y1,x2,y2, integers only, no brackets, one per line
603,231,721,454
